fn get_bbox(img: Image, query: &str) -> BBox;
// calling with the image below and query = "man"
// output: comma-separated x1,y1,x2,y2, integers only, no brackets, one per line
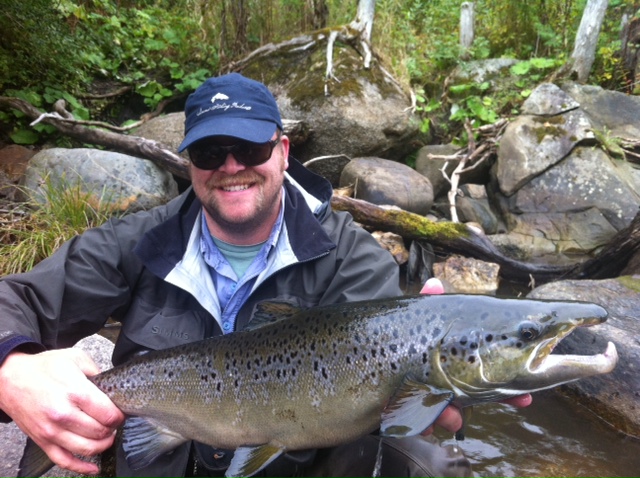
0,73,530,477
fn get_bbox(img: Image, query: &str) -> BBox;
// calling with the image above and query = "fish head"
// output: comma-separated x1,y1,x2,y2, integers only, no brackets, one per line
430,296,618,404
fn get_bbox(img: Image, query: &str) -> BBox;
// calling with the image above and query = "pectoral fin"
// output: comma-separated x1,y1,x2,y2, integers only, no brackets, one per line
455,406,474,440
122,416,189,469
381,376,454,437
225,444,285,477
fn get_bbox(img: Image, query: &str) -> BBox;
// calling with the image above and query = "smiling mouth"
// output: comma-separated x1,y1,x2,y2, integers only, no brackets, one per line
221,184,252,192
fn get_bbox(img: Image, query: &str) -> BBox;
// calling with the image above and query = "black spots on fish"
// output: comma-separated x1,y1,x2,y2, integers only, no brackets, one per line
422,353,428,364
468,356,476,364
485,334,494,342
469,342,478,350
440,355,447,363
459,336,468,346
389,344,398,354
392,329,400,340
390,362,398,371
451,347,458,356
380,347,387,358
501,334,508,341
420,335,428,346
321,367,328,380
314,360,319,371
346,356,352,365
408,345,417,356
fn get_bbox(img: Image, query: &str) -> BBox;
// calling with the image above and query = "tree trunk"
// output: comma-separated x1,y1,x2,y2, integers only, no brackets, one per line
460,2,475,58
569,0,609,82
350,0,376,42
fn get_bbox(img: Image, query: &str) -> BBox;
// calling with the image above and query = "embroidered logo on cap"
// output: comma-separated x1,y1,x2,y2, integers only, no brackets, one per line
211,92,229,103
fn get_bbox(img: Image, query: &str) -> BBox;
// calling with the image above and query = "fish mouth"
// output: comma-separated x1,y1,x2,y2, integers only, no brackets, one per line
528,319,618,383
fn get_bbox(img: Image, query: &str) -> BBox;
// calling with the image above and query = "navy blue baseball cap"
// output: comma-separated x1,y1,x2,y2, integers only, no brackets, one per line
178,73,283,152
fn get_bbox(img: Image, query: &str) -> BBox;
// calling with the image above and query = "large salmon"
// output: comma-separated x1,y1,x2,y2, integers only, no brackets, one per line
19,294,618,477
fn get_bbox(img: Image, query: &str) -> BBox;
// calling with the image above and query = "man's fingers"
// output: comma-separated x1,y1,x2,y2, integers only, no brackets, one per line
501,393,533,408
45,444,101,476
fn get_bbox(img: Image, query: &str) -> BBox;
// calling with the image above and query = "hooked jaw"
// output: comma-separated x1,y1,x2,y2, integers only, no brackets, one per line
524,309,617,389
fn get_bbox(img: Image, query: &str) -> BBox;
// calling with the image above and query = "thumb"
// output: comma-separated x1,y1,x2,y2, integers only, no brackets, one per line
66,348,103,377
420,277,445,295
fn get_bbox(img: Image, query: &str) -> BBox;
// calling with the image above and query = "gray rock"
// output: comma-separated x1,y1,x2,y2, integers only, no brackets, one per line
242,41,421,162
562,82,640,140
495,109,594,196
133,113,187,155
23,148,178,212
340,157,434,215
521,83,580,116
528,277,640,439
503,146,640,231
414,143,491,200
433,254,501,294
450,58,520,84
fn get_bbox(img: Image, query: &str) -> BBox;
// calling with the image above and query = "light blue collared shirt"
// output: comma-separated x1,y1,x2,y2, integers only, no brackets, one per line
199,192,285,333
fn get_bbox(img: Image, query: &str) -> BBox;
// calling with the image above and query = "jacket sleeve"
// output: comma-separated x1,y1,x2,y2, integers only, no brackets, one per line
318,209,403,305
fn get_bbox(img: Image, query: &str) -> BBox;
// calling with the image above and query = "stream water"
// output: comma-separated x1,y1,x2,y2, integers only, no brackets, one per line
435,389,639,477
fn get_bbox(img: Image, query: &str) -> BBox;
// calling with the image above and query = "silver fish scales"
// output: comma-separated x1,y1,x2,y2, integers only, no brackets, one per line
19,294,618,477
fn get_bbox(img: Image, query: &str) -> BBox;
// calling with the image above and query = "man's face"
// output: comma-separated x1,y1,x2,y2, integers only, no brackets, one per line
189,132,290,244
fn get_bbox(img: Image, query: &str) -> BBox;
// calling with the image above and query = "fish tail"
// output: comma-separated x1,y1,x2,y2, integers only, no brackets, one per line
18,437,55,478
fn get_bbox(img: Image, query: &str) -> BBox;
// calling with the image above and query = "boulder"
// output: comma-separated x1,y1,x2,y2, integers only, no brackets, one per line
528,277,640,439
489,82,640,261
340,157,434,215
23,148,179,212
240,40,422,162
433,254,500,294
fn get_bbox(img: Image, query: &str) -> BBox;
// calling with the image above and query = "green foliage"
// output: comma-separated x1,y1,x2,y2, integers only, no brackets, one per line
0,0,637,149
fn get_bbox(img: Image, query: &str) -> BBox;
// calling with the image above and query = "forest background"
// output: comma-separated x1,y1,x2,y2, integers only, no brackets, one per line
1,0,639,149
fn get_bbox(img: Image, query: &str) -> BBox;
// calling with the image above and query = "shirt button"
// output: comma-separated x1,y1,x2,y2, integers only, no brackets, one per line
223,322,232,332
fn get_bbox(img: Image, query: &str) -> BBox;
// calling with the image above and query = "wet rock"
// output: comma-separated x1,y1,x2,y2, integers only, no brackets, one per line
528,277,640,439
433,254,500,294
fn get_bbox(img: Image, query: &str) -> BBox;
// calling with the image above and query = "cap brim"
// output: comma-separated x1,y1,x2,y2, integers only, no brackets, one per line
178,117,277,152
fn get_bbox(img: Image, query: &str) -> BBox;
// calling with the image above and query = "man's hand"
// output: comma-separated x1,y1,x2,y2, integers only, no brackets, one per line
0,349,125,475
418,277,532,436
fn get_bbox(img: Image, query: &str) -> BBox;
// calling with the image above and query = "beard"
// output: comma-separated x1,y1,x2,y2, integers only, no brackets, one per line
198,171,284,239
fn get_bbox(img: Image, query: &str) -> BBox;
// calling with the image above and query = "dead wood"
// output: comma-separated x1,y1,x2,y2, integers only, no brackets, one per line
569,209,640,279
0,96,309,180
330,194,574,283
0,96,190,179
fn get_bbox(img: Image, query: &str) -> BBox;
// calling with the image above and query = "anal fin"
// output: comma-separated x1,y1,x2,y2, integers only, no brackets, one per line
225,443,285,477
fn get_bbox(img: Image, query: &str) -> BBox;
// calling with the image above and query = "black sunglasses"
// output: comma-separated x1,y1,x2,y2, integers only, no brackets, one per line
188,137,281,170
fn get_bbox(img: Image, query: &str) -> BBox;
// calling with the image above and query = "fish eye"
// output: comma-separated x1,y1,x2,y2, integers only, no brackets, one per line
518,321,540,341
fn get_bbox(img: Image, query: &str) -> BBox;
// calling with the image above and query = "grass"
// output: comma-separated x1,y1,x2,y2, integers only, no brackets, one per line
0,176,122,274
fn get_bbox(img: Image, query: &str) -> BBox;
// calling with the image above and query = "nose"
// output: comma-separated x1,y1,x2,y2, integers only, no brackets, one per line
217,152,246,173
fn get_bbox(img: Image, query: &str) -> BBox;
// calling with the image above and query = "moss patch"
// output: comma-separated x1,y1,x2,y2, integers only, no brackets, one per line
616,275,640,293
240,31,402,112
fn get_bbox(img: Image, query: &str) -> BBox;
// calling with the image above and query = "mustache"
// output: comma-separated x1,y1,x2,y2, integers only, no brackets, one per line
207,172,263,188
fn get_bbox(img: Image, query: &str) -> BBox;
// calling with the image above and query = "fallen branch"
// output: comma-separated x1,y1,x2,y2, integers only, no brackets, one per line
330,194,574,283
0,96,190,179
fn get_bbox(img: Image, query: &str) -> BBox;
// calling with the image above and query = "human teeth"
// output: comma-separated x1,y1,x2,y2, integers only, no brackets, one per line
223,185,250,192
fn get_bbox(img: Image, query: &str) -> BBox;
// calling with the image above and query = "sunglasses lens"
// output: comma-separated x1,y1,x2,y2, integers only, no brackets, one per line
189,138,278,170
233,143,271,166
